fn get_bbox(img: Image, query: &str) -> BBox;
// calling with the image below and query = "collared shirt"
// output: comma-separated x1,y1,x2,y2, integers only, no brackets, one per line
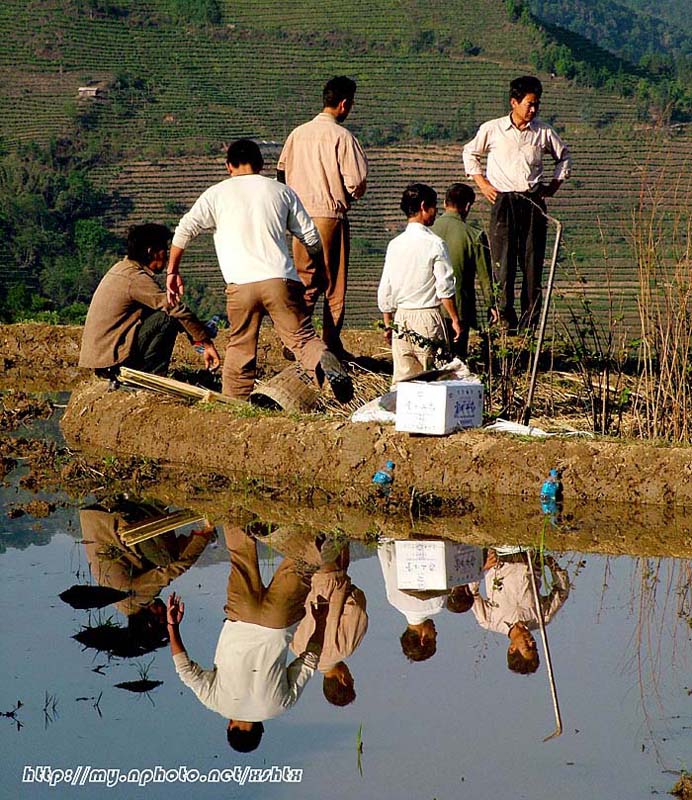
277,112,368,219
78,257,208,369
462,115,572,193
290,570,368,672
468,560,570,634
172,174,321,285
377,223,456,313
173,620,318,722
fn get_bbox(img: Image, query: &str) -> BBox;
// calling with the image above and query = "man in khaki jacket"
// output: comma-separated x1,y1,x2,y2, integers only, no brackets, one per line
278,76,368,357
79,223,219,378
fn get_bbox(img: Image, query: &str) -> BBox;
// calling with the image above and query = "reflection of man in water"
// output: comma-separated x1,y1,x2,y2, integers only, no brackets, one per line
291,542,368,707
168,526,327,752
468,550,570,674
377,541,474,662
79,502,214,650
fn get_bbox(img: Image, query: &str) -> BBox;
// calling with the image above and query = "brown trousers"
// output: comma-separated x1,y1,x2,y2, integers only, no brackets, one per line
292,217,350,353
223,525,311,630
222,278,327,399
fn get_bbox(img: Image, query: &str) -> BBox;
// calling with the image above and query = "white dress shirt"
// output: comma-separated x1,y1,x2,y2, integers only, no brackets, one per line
462,115,572,193
377,542,447,625
377,223,456,313
172,173,321,285
173,620,317,721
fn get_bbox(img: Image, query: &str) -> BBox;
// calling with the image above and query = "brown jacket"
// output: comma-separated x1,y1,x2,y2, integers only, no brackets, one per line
278,113,368,219
290,570,368,671
79,258,208,369
80,507,210,617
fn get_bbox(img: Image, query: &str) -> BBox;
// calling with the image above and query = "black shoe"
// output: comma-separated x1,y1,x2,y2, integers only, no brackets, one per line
319,351,354,404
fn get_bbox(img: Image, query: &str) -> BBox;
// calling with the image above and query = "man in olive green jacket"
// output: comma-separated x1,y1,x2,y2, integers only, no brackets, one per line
432,184,497,358
79,223,219,378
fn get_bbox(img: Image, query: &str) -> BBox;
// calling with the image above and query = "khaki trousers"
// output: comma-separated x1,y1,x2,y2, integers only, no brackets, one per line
223,525,311,629
292,217,350,353
391,307,447,386
223,278,326,399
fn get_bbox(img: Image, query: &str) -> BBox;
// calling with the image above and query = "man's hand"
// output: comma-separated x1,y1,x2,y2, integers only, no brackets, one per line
382,313,394,345
167,273,184,305
200,342,221,371
488,307,500,325
483,550,499,571
450,317,463,342
167,592,185,626
536,179,562,199
473,175,498,204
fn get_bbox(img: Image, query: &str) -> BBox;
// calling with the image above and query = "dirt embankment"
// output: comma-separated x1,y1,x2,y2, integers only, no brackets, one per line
59,379,692,557
5,322,692,557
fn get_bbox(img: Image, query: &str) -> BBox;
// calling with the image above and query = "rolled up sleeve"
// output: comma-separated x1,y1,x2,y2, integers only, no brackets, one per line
462,125,488,176
433,243,456,299
549,133,572,182
340,137,369,200
377,248,396,313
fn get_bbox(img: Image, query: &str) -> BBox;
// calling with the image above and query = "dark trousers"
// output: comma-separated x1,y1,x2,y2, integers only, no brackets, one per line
125,310,182,376
488,192,547,331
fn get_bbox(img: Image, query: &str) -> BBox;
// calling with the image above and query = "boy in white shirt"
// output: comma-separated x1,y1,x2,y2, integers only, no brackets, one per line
377,183,462,386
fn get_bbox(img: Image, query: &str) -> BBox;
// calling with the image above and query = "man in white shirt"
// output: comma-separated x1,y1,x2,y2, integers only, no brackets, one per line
463,76,572,332
377,183,462,387
377,540,474,663
278,76,368,357
166,139,353,403
167,526,328,753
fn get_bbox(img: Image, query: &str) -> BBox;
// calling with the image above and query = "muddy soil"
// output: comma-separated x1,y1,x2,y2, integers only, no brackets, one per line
5,323,692,557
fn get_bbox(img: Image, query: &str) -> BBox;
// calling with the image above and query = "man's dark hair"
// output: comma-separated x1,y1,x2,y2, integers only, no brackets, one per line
510,75,543,102
400,627,437,662
127,224,172,266
323,76,357,108
445,183,475,211
323,675,356,707
507,647,540,674
400,183,437,218
227,721,265,752
446,584,474,614
226,139,264,172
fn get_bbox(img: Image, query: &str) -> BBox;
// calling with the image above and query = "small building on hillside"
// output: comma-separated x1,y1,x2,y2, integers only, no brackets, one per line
77,85,107,100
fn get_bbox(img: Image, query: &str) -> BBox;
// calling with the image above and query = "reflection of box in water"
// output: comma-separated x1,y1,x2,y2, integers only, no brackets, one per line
395,379,484,435
395,540,483,590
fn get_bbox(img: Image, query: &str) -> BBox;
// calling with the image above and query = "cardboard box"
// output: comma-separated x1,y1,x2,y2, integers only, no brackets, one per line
395,540,483,591
395,379,484,435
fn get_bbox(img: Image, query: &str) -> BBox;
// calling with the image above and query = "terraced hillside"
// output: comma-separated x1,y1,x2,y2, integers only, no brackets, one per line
0,0,689,330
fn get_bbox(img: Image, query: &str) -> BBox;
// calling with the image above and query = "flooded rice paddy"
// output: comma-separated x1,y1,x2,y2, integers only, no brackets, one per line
1,411,692,800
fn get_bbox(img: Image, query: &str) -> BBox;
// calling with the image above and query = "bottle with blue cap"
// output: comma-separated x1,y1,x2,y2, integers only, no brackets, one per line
372,460,395,497
194,315,223,353
540,468,562,514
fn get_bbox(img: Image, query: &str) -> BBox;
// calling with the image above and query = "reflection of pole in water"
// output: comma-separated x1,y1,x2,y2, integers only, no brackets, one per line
527,548,563,741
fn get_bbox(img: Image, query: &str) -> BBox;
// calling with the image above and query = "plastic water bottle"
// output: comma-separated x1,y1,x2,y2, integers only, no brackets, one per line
540,468,562,514
372,460,395,497
194,315,223,353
